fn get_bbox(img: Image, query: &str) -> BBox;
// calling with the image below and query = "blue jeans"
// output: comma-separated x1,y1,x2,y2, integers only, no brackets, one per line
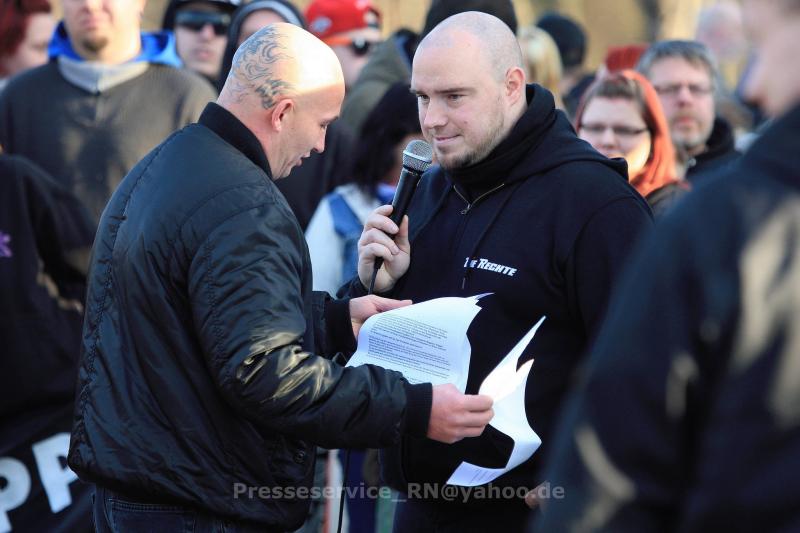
92,485,273,533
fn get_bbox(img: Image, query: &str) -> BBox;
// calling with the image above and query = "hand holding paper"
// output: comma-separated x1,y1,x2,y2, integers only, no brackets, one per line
427,384,494,444
346,294,486,391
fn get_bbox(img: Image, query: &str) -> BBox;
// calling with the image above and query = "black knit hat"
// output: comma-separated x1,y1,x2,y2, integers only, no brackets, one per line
162,0,241,30
216,0,305,93
536,12,586,69
421,0,517,38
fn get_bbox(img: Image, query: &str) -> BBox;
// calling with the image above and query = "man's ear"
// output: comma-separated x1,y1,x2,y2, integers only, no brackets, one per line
505,66,526,103
270,98,294,132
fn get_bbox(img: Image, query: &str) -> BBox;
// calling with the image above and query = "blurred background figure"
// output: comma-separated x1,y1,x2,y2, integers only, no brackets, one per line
601,43,647,75
217,0,304,84
518,24,564,109
536,11,593,119
218,0,353,232
0,149,95,532
307,82,421,294
0,0,54,92
305,81,422,533
694,0,747,91
0,0,215,225
162,0,239,87
576,70,687,217
637,40,740,183
537,0,800,530
305,0,382,92
339,0,517,137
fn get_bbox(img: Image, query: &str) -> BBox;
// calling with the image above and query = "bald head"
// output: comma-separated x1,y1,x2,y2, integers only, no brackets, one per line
217,23,346,179
418,11,524,81
411,11,527,170
219,22,343,111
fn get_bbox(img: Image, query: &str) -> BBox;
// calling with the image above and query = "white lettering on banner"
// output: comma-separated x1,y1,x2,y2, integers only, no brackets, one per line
32,433,76,513
0,458,31,533
463,257,517,277
0,432,80,531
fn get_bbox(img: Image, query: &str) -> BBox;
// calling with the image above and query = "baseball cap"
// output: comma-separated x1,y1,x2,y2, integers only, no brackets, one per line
305,0,381,41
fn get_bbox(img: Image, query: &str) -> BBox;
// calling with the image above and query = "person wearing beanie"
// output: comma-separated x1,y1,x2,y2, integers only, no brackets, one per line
217,0,305,94
537,11,594,119
162,0,240,86
306,0,382,91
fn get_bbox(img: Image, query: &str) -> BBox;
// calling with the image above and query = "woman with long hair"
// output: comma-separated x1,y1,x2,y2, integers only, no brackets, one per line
575,69,689,216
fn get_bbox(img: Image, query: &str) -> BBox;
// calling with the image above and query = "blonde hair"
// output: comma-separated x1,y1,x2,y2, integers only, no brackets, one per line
518,25,564,109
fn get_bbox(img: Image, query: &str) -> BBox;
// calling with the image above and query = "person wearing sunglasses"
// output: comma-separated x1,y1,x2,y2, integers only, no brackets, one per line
305,0,382,91
575,70,688,217
163,0,239,86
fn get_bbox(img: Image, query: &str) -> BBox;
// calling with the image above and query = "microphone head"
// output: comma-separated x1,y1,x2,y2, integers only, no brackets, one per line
402,140,433,174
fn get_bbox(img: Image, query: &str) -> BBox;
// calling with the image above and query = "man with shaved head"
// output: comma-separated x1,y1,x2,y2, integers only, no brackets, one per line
349,12,652,531
67,22,494,531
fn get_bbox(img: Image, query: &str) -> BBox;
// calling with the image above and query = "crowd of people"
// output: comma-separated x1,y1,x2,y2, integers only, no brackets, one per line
1,0,798,532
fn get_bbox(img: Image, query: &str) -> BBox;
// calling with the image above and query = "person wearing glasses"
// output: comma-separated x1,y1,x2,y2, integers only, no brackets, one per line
575,70,688,217
0,0,216,225
637,40,741,183
162,0,239,86
305,0,382,92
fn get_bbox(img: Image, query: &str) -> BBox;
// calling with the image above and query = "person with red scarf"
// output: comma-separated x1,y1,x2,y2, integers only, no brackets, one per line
575,69,689,217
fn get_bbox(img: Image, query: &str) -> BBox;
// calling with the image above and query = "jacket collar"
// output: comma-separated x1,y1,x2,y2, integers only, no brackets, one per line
48,22,182,67
741,103,800,189
199,102,272,177
696,117,737,164
57,56,149,93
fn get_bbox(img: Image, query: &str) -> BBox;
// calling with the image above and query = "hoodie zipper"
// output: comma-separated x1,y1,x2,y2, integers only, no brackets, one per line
452,183,506,214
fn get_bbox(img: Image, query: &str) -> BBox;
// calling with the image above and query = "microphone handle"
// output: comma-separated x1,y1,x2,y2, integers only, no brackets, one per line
371,168,421,290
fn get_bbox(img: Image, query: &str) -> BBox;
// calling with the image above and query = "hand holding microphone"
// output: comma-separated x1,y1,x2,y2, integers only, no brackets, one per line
357,140,433,294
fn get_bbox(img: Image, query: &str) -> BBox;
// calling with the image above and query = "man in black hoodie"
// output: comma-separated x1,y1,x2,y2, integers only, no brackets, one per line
538,0,800,531
350,12,652,532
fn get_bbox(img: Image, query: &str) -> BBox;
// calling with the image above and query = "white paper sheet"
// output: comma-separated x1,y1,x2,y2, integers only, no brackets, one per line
446,316,546,486
345,294,488,392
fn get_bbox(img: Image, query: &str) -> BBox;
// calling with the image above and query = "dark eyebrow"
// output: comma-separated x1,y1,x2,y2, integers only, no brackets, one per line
411,87,472,96
437,87,471,94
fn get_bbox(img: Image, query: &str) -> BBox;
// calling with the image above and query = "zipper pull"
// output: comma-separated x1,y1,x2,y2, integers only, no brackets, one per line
461,205,470,215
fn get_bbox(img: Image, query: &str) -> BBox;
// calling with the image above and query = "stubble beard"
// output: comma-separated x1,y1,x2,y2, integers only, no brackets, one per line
439,112,507,171
81,36,109,55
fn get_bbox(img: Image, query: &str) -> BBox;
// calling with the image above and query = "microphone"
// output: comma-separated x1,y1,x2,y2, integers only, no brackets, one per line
369,139,433,293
